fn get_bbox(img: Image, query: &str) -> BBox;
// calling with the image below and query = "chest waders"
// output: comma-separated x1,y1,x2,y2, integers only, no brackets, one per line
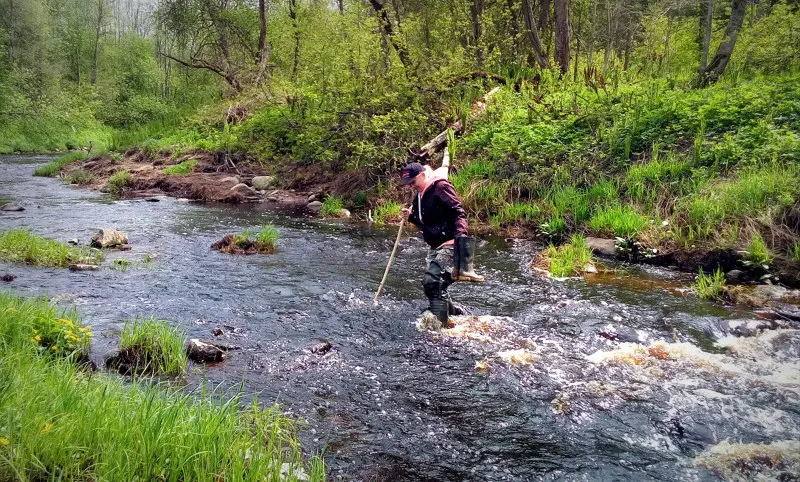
453,236,485,282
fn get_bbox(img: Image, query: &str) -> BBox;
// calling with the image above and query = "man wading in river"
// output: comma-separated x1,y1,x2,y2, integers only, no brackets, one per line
400,162,484,328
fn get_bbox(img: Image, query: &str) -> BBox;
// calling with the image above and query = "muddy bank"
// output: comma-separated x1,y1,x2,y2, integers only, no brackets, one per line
61,148,317,205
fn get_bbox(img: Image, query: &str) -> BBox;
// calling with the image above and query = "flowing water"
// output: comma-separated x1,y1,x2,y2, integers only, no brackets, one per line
1,155,798,481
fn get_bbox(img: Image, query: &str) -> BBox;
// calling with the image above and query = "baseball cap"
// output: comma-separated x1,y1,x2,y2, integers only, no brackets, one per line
400,162,424,185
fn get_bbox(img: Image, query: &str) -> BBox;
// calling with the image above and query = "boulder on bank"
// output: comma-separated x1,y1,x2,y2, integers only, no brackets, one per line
69,263,100,271
251,176,275,190
330,208,351,219
187,339,225,363
230,183,257,196
91,228,128,248
586,237,616,257
307,201,323,213
0,202,25,212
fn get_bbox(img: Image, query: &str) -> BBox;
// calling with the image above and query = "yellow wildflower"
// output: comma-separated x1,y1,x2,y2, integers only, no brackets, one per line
0,437,9,446
31,335,42,343
51,346,58,352
41,423,54,434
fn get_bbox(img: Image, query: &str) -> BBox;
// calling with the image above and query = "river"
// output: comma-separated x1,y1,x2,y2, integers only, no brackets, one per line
1,154,798,481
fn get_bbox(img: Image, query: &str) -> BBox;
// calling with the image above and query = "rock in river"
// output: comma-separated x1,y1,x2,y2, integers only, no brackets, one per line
0,202,25,211
91,228,129,248
187,339,225,363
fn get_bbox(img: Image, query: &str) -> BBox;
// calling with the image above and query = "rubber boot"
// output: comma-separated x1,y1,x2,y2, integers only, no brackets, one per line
422,261,449,326
440,271,463,325
453,236,485,282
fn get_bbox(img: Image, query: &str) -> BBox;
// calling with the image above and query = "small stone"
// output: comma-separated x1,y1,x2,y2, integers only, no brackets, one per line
186,339,225,363
219,176,240,185
145,198,160,202
334,208,351,219
68,238,80,245
726,269,744,281
1,274,16,282
211,327,224,336
309,341,332,355
308,193,317,202
307,201,323,213
0,202,24,212
69,264,100,271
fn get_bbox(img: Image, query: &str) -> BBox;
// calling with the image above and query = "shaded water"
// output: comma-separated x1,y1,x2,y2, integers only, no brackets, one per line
1,155,798,481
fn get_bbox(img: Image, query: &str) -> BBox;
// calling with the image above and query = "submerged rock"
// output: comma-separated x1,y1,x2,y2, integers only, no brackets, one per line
1,274,16,282
0,201,25,211
309,340,332,355
91,228,128,248
69,263,100,271
727,285,800,307
187,338,225,363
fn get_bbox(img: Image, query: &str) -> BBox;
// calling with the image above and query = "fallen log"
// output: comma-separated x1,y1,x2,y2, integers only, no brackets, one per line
414,86,501,161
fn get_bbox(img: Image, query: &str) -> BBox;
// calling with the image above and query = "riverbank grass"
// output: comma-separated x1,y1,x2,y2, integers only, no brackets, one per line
163,159,198,175
32,151,88,177
373,200,402,225
107,170,133,194
538,235,595,278
695,268,727,300
0,229,102,267
320,196,344,217
118,317,187,376
0,292,325,482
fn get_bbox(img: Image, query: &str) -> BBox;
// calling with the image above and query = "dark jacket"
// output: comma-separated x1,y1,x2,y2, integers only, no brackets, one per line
408,179,468,249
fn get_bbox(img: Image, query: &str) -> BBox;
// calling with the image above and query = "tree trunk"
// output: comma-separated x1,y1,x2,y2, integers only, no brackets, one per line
554,0,570,75
603,0,613,74
539,0,551,55
573,0,581,80
588,0,596,66
368,0,411,70
698,0,713,73
289,0,300,79
522,0,551,68
698,0,748,86
338,0,344,14
505,0,521,61
255,0,271,85
470,0,484,65
92,0,104,85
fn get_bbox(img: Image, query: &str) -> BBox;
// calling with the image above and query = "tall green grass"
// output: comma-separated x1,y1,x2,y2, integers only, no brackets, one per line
373,200,402,225
695,268,726,300
107,170,133,194
0,292,325,482
163,159,198,175
119,317,188,376
320,196,344,217
0,229,102,267
589,205,649,238
33,151,88,177
542,235,594,277
741,232,773,268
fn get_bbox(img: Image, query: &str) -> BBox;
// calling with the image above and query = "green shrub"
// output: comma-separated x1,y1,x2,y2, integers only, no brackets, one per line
741,233,773,268
373,200,402,225
695,268,726,300
107,170,133,194
589,205,649,238
0,229,102,267
119,317,187,376
320,196,344,217
163,159,197,175
33,151,88,177
547,186,590,224
542,235,594,278
65,170,94,185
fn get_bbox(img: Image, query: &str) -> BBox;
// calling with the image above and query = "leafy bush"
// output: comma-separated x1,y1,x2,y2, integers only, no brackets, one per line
0,229,102,267
33,152,88,177
119,317,187,376
107,170,133,194
695,268,726,300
